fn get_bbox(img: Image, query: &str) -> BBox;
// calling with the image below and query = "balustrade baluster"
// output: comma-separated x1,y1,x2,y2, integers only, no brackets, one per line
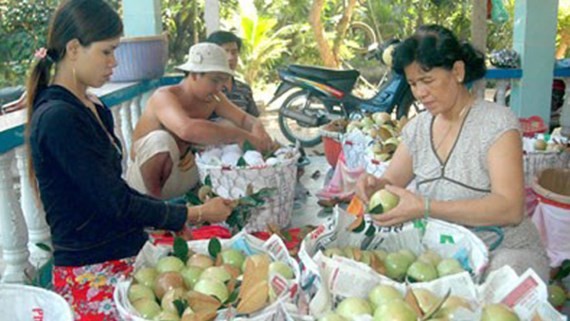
0,151,34,283
15,148,52,266
495,80,509,106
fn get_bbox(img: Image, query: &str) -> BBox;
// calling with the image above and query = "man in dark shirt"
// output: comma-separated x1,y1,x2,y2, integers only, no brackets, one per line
206,30,260,117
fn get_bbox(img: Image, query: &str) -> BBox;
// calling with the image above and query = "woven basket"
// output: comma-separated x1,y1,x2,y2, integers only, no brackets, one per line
110,34,168,82
196,155,299,232
524,151,570,185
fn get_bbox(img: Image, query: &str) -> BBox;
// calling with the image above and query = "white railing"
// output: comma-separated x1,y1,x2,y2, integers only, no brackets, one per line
0,76,181,283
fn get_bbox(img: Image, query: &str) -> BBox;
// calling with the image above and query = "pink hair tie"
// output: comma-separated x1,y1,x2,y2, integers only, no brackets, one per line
34,48,48,61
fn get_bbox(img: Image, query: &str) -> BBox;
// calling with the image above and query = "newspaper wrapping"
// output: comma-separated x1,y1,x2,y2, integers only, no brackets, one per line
114,232,302,321
298,207,489,318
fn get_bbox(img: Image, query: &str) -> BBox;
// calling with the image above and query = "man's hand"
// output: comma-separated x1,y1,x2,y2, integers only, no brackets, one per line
250,121,273,152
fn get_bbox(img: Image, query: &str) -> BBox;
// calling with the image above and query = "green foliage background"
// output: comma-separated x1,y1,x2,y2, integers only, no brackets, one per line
0,0,562,90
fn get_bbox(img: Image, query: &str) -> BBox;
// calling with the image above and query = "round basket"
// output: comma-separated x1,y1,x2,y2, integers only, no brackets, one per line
196,154,299,232
320,129,342,167
532,168,570,203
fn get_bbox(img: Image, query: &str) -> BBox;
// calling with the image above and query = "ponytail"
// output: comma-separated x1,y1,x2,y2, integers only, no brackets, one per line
25,51,56,202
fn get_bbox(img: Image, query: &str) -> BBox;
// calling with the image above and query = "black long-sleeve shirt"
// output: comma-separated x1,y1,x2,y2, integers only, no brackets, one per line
30,85,186,266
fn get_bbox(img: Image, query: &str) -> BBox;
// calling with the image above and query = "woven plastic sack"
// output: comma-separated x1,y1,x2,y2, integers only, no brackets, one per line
196,151,299,232
115,232,302,321
298,207,489,300
531,168,570,267
342,130,373,169
0,284,74,321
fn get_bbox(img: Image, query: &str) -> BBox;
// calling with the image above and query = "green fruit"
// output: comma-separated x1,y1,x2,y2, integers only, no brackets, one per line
417,250,442,267
156,256,185,274
180,266,203,289
481,303,520,321
132,298,161,319
436,258,464,277
220,249,246,270
128,284,155,303
385,252,411,281
134,267,158,288
193,278,229,303
368,189,399,214
368,284,402,308
199,266,232,283
398,249,416,265
186,253,214,269
406,261,438,282
548,284,567,307
372,249,388,261
269,261,295,279
336,297,373,319
373,299,418,321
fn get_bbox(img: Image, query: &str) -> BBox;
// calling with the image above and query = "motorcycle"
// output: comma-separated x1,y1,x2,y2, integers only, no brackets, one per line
269,39,416,147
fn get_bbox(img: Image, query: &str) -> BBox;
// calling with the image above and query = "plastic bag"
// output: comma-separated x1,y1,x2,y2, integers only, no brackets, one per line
0,284,74,321
532,201,570,267
491,0,509,24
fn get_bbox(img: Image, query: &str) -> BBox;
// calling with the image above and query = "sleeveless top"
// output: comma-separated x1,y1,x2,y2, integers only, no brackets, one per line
401,99,541,251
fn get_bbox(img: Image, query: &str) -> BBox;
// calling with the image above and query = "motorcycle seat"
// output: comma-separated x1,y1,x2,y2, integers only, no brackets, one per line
289,65,360,81
288,65,359,94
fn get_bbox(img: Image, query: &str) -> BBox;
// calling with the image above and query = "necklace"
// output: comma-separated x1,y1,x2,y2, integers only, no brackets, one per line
433,101,471,152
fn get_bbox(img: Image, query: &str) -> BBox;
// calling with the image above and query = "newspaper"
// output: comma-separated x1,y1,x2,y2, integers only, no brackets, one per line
478,266,567,321
299,207,489,318
114,232,303,321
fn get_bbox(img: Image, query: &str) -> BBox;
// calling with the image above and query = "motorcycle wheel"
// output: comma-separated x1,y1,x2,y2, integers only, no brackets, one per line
278,90,335,147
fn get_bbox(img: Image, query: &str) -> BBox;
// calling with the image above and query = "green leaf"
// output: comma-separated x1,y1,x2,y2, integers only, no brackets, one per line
239,196,259,207
208,237,222,258
237,157,247,167
253,187,276,199
31,257,53,290
225,288,240,305
242,139,256,152
185,192,202,206
173,236,189,263
35,242,52,252
204,175,212,187
173,299,188,317
553,259,570,281
282,230,292,242
365,224,376,237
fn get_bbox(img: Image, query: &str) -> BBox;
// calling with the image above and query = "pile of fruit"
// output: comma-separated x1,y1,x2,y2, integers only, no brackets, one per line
345,113,407,163
125,238,296,321
322,247,465,284
319,284,522,321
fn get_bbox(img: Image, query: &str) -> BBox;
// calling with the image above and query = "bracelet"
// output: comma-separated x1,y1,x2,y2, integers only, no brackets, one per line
197,207,203,224
423,197,431,220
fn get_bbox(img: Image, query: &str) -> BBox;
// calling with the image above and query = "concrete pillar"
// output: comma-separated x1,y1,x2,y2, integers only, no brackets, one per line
122,0,162,37
205,0,220,36
510,0,559,127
